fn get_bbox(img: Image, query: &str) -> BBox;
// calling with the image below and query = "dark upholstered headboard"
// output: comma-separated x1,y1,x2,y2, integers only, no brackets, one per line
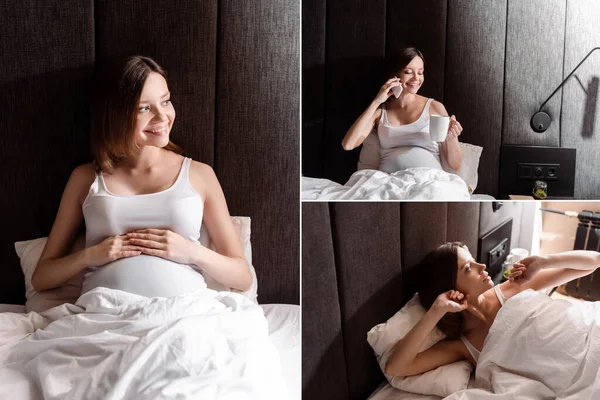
302,202,535,400
0,1,299,305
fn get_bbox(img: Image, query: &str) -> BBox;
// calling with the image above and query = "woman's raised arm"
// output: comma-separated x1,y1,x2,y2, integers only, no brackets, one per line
385,290,469,377
341,78,401,151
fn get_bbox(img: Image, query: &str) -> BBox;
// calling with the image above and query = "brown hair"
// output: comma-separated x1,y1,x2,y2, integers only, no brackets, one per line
90,55,182,172
386,47,425,79
416,242,466,339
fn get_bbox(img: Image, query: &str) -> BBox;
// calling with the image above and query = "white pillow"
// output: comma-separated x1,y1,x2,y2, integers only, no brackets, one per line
440,142,483,194
14,216,257,312
357,131,380,171
367,294,473,397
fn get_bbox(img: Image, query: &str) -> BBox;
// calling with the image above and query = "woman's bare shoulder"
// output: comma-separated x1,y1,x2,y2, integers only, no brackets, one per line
69,163,96,203
188,160,219,199
429,99,448,116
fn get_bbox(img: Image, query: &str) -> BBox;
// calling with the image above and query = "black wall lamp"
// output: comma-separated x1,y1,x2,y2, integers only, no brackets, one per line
531,47,600,133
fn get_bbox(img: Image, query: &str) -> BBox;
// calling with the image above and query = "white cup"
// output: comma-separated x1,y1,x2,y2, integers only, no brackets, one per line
429,115,450,142
509,248,529,263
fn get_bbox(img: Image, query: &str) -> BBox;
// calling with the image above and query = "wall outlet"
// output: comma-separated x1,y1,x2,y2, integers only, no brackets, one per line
499,145,576,198
518,163,559,181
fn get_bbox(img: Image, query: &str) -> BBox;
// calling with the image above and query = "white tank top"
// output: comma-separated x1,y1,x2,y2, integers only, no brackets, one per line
460,285,507,364
377,99,442,173
80,157,207,297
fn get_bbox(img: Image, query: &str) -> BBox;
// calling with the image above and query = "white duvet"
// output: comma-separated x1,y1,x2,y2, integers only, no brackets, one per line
302,168,470,200
444,289,600,399
0,287,287,400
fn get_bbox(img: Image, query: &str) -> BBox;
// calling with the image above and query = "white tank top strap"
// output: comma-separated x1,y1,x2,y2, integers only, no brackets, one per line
459,335,480,363
379,105,386,125
424,98,434,116
494,285,507,306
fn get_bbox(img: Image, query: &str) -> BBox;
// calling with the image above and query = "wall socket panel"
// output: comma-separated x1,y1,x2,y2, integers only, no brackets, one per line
477,218,513,282
499,145,576,198
518,163,559,181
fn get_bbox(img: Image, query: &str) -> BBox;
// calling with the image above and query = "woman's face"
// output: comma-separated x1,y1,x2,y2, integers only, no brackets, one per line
134,72,175,149
455,246,494,296
397,56,424,94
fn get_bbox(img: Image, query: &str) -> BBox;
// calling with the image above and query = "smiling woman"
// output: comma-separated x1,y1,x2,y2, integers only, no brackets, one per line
31,55,253,297
342,47,464,173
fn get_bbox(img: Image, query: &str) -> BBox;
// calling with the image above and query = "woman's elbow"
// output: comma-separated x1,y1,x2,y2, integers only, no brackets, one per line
234,260,253,292
341,139,354,151
384,361,405,377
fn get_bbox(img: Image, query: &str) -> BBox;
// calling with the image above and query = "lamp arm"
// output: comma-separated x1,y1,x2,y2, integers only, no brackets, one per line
538,47,600,112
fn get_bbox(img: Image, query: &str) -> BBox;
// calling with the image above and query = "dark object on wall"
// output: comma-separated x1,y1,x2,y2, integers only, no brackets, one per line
499,145,576,199
477,218,512,284
531,47,600,133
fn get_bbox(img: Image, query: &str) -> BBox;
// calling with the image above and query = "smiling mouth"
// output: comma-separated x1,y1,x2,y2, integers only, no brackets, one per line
144,126,168,135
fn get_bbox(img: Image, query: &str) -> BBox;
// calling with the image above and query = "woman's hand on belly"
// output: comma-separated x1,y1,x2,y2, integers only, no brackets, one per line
126,229,197,265
86,235,143,268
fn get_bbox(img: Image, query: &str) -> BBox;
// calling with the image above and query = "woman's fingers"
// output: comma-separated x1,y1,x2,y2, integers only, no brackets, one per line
128,238,166,249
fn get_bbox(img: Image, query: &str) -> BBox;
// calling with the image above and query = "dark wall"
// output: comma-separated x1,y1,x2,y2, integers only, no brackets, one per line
0,1,299,305
302,0,600,199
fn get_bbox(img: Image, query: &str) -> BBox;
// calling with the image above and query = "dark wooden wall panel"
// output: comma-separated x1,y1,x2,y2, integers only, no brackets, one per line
216,0,300,304
561,0,600,199
0,1,94,304
400,203,448,300
302,0,326,178
95,0,218,166
323,0,387,184
447,202,481,254
503,0,565,146
302,203,349,400
386,0,447,101
330,203,402,400
445,0,507,197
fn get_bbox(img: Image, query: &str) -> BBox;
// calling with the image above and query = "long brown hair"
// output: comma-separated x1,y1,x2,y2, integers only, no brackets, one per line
90,55,182,172
416,242,466,339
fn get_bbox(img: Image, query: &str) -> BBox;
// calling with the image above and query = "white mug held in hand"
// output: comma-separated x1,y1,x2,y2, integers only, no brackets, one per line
429,115,450,142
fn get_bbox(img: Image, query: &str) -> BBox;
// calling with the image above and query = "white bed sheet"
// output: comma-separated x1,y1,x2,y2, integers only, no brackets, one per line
0,299,300,400
302,169,473,200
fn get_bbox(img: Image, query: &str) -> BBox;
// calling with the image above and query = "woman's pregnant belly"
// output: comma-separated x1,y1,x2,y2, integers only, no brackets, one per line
380,146,442,173
81,254,207,298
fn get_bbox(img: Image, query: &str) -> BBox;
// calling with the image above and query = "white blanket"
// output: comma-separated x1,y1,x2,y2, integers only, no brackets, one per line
444,290,600,399
0,287,287,400
302,168,470,200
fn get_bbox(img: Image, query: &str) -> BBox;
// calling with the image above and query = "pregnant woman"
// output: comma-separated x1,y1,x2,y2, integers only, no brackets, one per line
342,47,463,173
31,55,252,298
385,242,600,376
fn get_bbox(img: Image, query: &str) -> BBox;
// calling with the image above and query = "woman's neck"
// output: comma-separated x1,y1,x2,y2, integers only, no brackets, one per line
120,146,167,172
390,92,418,108
464,290,502,328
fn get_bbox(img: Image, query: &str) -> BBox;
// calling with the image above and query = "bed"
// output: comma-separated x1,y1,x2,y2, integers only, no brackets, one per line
302,136,494,200
302,202,543,400
0,1,299,399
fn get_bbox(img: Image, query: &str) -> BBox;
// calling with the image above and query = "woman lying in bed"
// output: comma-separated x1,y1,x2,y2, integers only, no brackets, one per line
31,55,252,298
341,47,463,173
385,242,600,377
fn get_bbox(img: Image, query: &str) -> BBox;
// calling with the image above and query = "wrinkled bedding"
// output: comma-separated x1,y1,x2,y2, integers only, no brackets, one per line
302,168,471,200
444,290,600,399
0,287,287,400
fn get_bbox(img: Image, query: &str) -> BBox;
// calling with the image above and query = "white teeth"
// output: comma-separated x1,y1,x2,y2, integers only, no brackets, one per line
147,127,167,133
